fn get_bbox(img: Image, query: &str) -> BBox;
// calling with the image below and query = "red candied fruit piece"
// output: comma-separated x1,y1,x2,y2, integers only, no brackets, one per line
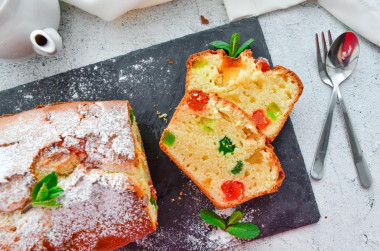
187,90,210,111
252,109,271,130
221,180,244,201
254,57,271,72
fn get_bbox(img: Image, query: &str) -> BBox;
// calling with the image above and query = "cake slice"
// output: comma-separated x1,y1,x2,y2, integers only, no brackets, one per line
159,91,284,209
0,101,157,250
186,49,303,141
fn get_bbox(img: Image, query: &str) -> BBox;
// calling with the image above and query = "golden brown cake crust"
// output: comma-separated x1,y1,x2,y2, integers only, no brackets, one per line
160,92,285,209
269,65,304,141
185,49,304,142
0,101,157,250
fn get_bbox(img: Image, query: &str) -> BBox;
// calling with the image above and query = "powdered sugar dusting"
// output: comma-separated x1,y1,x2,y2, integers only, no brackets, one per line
47,168,153,249
207,227,235,245
0,101,135,184
131,180,244,251
0,208,52,250
0,111,61,183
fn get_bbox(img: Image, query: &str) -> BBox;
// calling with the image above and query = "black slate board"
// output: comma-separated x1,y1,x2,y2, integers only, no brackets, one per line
0,17,319,250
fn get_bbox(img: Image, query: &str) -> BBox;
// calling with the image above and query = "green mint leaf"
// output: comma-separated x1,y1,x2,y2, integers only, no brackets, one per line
226,222,260,239
229,33,240,57
228,209,244,225
36,183,49,202
129,108,134,125
47,187,64,200
219,136,235,155
231,161,243,174
200,209,226,230
44,172,58,189
31,172,58,200
32,199,62,208
233,38,255,58
150,196,157,208
210,41,231,54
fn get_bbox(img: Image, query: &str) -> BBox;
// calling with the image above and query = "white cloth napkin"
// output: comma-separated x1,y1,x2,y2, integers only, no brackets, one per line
138,0,172,9
319,0,380,47
223,0,305,21
223,0,380,47
62,0,172,22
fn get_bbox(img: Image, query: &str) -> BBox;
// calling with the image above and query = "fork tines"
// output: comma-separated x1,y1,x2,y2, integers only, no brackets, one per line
315,30,332,70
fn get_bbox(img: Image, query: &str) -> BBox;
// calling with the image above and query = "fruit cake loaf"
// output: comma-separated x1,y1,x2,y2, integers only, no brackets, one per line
0,101,157,250
159,91,284,209
186,49,303,142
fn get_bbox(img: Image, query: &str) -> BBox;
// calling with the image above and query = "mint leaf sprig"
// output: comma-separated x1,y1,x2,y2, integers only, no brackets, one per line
200,209,260,239
31,172,64,208
210,33,255,58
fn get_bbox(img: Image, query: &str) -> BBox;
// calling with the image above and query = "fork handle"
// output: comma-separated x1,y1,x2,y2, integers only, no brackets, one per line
311,85,338,179
337,89,373,188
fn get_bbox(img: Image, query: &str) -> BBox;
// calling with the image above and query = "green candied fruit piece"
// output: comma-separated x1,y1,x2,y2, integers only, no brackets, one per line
266,102,282,120
198,118,216,132
231,160,244,174
193,59,209,70
219,136,236,155
150,196,157,208
129,108,134,125
162,131,175,147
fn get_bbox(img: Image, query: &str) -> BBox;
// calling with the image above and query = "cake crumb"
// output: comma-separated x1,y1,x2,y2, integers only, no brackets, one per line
166,59,174,64
171,199,175,202
158,113,167,119
156,111,161,115
296,156,300,159
179,192,183,196
220,29,224,33
178,197,182,200
325,216,328,219
200,15,209,24
153,104,157,108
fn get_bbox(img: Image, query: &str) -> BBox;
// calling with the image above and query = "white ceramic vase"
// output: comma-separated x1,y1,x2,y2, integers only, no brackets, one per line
0,0,62,59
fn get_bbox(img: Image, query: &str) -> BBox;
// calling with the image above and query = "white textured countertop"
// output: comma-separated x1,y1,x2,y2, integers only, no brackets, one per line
0,0,379,250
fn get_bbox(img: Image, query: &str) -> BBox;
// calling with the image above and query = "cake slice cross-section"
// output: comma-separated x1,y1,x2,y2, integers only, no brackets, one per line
160,91,284,209
186,49,303,142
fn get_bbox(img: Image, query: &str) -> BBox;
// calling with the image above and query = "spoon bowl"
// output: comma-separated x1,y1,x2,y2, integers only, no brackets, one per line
325,32,360,85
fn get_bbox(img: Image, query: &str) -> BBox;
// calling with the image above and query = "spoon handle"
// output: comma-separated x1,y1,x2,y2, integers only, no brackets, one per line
311,86,338,179
337,89,373,188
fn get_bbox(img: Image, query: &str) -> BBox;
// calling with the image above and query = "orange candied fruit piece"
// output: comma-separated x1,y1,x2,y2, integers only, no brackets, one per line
252,109,271,130
221,180,244,201
187,90,210,111
254,57,271,72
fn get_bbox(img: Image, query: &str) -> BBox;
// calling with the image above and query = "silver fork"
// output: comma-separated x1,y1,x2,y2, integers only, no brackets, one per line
311,31,372,188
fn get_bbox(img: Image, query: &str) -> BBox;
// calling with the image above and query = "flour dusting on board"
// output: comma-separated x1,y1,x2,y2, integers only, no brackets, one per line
131,180,244,250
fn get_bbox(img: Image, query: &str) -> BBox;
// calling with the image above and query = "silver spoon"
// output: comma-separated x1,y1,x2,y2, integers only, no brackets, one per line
311,32,372,188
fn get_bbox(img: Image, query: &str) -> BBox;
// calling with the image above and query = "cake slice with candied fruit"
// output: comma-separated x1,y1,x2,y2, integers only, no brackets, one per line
159,91,284,209
186,49,303,142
